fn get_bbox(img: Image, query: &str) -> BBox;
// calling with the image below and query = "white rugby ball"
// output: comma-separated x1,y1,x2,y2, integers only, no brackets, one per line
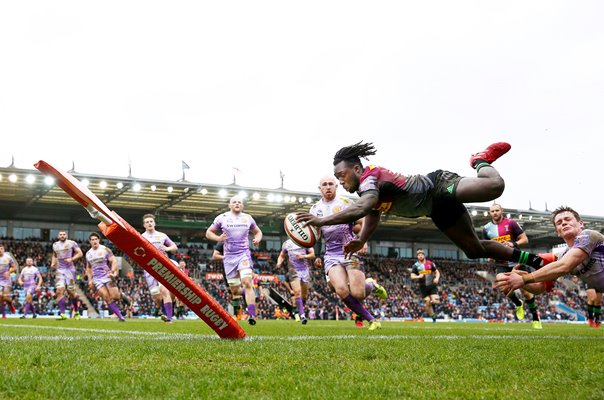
284,213,320,248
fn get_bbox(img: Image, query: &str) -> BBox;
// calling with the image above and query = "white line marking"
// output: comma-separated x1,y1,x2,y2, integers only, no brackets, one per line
0,331,599,342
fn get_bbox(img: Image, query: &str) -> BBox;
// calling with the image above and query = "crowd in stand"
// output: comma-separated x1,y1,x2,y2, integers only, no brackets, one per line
1,238,588,322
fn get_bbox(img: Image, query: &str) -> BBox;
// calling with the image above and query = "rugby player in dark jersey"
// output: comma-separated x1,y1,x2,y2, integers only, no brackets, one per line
297,141,548,269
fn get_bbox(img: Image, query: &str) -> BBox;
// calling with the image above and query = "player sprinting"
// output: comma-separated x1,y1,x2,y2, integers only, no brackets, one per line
0,244,18,318
51,231,83,320
18,257,42,319
85,232,125,322
310,176,387,331
206,196,263,325
276,239,315,324
212,242,243,319
586,288,602,328
174,260,189,319
141,214,178,324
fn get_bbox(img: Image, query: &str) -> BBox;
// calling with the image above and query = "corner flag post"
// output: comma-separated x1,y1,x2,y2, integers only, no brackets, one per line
35,160,246,340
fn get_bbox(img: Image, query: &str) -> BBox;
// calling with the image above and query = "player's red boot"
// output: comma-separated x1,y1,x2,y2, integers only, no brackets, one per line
538,253,557,267
470,142,511,168
537,253,558,292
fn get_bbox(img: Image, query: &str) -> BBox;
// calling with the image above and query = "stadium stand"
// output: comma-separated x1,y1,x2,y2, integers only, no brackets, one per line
2,238,588,322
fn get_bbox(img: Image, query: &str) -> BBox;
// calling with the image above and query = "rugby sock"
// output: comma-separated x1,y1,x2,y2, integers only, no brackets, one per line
72,296,79,310
164,301,173,321
247,303,257,319
526,297,540,320
232,299,241,316
365,281,375,297
0,303,4,317
587,305,594,320
24,303,30,316
58,297,66,314
473,161,491,172
343,295,374,322
295,297,305,317
108,302,125,320
594,305,601,323
508,291,523,307
511,250,544,269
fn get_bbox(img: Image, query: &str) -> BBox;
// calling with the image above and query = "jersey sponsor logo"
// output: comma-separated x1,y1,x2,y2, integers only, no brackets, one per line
490,234,512,243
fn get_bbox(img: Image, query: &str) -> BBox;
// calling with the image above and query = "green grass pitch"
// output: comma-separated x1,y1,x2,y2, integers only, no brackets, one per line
0,318,602,399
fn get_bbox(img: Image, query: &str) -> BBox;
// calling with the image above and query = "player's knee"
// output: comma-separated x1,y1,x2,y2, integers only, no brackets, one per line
481,175,505,197
350,288,365,301
334,286,350,299
463,244,487,259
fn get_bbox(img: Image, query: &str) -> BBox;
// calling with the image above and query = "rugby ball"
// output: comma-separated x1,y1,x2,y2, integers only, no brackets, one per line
284,213,320,248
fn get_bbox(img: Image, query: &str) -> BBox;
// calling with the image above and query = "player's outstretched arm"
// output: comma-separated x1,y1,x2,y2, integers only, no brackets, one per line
297,193,378,227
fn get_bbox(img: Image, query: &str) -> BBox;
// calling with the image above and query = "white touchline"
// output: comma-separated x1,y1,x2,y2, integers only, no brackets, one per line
0,327,599,343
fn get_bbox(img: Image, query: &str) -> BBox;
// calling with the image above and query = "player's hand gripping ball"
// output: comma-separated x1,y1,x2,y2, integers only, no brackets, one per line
284,213,320,248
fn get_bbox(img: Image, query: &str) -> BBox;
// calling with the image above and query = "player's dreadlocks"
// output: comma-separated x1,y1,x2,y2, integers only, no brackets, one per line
332,141,377,166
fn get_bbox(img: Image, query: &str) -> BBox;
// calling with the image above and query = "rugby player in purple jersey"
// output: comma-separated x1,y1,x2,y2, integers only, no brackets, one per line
141,214,178,324
309,176,387,331
85,232,126,322
0,244,18,318
51,231,84,320
206,196,263,326
18,257,42,319
276,239,315,324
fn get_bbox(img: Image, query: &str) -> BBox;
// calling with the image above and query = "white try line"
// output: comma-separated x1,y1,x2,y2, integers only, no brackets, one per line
0,324,600,342
0,334,600,342
249,334,604,341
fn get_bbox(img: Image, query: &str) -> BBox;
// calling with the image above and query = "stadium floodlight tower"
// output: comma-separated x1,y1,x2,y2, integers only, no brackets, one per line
34,160,246,340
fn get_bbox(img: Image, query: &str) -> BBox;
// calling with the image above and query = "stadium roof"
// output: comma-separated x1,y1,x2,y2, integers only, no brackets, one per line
1,165,603,247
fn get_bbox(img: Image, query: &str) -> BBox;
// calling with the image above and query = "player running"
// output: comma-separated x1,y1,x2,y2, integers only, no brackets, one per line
85,232,126,322
51,231,83,320
18,257,42,319
141,214,178,324
276,239,315,324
